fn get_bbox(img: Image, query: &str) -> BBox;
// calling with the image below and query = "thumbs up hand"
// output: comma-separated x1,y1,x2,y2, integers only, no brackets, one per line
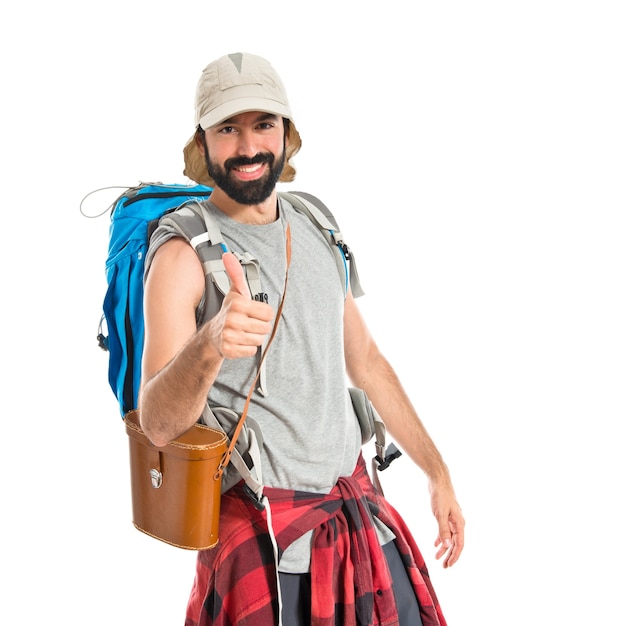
207,252,274,359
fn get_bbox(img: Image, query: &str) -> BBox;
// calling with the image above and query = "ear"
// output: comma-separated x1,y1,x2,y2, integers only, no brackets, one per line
283,119,292,148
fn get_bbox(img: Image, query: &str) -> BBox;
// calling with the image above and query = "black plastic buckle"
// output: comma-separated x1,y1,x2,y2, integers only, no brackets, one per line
243,483,265,511
97,333,109,351
375,443,402,471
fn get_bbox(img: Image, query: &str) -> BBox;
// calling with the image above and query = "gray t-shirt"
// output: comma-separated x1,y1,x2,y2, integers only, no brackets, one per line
146,195,393,571
196,197,362,493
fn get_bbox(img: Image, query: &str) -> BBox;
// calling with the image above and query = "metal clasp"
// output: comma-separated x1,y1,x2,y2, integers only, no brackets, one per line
149,468,162,489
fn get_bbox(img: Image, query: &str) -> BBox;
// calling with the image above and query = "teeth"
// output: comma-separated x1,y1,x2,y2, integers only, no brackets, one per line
238,164,261,173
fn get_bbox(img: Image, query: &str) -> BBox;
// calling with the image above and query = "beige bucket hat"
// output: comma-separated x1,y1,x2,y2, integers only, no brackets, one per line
183,52,302,186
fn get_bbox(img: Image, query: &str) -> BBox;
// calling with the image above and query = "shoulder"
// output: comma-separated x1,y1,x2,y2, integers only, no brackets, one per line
145,237,204,305
148,236,202,275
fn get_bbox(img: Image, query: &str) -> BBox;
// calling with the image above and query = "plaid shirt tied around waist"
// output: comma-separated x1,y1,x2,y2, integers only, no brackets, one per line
185,454,446,626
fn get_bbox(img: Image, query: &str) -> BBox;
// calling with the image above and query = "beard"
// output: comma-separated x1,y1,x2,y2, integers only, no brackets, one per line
204,145,286,205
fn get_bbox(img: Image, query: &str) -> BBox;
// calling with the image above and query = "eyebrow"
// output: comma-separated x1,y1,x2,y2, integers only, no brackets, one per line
219,112,279,126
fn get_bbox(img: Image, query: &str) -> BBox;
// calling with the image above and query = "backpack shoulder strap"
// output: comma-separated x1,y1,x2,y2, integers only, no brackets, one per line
348,387,402,496
278,191,365,298
156,202,263,318
153,201,267,500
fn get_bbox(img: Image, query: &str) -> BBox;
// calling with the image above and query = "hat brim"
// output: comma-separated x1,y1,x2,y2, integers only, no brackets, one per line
198,96,293,131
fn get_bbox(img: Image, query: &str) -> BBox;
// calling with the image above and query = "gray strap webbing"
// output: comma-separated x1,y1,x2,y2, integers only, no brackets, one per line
279,191,365,298
193,203,230,296
235,251,262,299
371,418,388,496
281,191,337,232
201,405,265,501
233,252,268,396
348,386,399,496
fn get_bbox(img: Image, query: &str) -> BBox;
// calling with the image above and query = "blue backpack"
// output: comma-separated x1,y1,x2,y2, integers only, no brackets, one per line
82,182,364,417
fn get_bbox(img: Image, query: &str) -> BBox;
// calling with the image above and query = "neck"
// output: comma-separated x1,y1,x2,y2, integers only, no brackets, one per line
209,188,279,225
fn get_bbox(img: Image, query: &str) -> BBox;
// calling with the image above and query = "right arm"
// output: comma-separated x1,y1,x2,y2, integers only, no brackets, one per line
138,239,274,447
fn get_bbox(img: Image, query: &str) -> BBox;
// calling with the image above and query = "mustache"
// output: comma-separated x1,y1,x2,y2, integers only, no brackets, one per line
224,153,274,171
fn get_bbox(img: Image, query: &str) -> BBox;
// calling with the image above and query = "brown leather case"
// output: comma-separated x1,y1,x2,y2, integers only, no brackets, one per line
124,410,228,550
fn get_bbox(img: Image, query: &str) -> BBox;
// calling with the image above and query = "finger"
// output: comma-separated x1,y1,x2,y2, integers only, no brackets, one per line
434,518,464,567
434,536,451,561
445,523,464,568
443,535,462,568
436,519,453,556
222,252,251,299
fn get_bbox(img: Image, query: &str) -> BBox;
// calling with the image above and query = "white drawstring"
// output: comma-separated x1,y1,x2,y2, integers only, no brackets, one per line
262,495,283,626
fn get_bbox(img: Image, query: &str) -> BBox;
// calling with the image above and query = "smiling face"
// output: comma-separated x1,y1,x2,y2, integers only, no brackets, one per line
199,111,287,205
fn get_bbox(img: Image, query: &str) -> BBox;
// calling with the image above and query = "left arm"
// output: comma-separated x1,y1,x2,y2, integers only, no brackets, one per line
343,292,465,568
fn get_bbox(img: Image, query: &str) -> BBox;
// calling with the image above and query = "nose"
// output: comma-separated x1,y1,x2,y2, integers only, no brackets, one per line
235,127,259,158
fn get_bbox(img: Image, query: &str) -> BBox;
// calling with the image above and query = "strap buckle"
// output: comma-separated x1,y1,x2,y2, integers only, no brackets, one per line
375,443,402,471
243,483,266,510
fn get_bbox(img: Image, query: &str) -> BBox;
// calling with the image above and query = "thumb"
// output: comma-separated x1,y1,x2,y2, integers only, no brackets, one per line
222,251,251,299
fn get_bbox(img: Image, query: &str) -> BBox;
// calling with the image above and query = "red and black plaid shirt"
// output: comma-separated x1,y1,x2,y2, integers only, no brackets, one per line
185,454,446,626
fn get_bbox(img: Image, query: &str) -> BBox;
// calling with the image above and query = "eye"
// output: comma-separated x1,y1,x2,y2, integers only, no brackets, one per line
218,126,236,134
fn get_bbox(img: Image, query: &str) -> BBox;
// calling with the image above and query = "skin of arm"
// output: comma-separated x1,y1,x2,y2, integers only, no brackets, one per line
343,292,465,567
138,238,274,447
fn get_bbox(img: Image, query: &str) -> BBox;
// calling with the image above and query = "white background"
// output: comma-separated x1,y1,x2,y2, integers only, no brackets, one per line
2,1,624,624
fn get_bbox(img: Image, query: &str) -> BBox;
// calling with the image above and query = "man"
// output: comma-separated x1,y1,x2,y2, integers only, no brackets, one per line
139,52,464,626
